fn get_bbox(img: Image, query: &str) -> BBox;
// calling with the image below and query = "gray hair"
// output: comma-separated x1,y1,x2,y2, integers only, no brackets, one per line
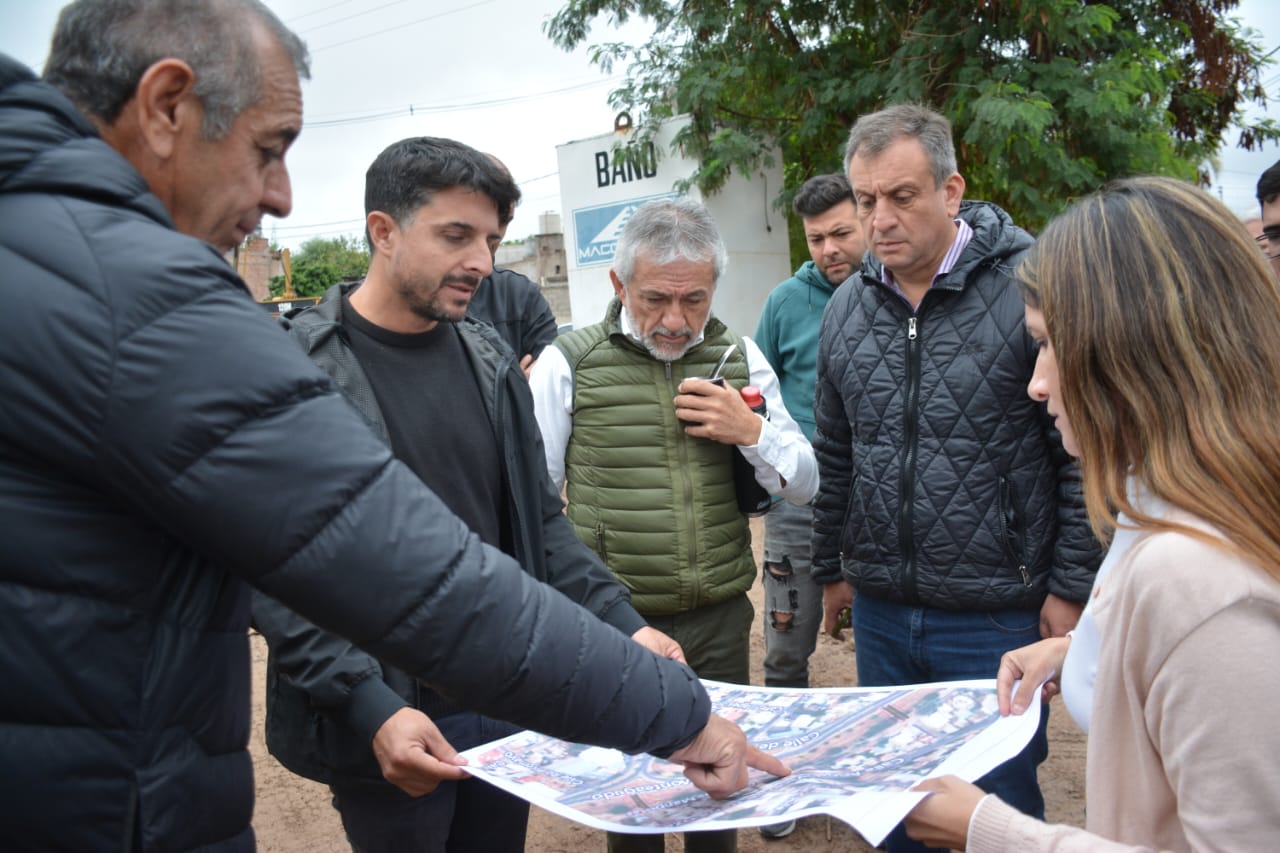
43,0,310,140
613,197,728,285
843,104,958,189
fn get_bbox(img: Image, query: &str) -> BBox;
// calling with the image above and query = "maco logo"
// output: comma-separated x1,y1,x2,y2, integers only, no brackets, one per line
571,193,679,268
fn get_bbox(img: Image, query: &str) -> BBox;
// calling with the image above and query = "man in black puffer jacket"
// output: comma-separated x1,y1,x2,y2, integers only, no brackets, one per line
0,3,785,851
812,105,1102,853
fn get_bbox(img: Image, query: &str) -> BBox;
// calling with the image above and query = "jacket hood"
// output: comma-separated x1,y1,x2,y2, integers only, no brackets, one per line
794,260,839,299
859,199,1033,290
0,54,172,230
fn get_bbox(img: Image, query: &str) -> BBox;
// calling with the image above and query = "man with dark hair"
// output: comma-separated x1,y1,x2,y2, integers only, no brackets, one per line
812,104,1101,852
255,136,687,852
531,196,817,853
0,3,786,849
751,173,864,839
1256,159,1280,277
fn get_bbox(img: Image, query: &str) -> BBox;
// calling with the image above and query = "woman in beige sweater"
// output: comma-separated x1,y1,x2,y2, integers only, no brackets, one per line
902,176,1280,852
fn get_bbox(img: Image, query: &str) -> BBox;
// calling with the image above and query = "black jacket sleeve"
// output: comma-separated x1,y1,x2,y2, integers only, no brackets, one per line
515,277,559,361
810,290,855,585
469,268,559,361
1043,415,1104,602
87,270,709,757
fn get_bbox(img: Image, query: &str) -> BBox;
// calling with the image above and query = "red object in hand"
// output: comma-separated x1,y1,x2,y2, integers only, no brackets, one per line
740,385,766,415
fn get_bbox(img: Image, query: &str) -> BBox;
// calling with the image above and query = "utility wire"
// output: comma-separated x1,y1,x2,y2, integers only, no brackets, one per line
295,0,415,33
303,78,619,129
310,0,500,51
285,1,356,24
267,171,561,235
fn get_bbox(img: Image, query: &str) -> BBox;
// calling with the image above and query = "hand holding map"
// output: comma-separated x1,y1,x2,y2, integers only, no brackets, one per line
461,679,1040,846
904,775,988,849
997,637,1070,714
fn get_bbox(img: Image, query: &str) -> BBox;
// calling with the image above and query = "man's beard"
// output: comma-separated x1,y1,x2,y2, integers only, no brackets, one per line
401,274,480,324
639,325,694,362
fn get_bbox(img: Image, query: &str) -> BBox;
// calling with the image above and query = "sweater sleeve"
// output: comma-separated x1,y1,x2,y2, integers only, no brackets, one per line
968,796,1169,853
1145,596,1280,850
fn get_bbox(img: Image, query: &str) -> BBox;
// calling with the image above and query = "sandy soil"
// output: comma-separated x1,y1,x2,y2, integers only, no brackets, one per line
249,518,1086,852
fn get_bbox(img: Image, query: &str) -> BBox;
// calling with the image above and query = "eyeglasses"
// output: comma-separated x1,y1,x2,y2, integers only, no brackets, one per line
1257,229,1280,261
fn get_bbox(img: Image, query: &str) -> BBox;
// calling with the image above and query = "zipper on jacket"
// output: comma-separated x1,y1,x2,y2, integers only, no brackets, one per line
837,488,856,565
996,476,1032,587
594,521,608,563
668,361,701,603
899,311,923,599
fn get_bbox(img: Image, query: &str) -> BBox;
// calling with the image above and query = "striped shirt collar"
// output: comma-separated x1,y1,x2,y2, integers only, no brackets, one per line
881,217,974,304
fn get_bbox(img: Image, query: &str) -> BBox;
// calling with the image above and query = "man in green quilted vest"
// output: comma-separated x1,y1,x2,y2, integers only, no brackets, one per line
529,197,818,853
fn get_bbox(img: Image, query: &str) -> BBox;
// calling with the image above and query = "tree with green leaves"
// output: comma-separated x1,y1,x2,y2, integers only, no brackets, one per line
269,235,369,298
546,0,1277,233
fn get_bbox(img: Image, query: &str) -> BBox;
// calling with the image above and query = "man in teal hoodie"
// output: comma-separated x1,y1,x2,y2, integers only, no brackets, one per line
752,172,865,839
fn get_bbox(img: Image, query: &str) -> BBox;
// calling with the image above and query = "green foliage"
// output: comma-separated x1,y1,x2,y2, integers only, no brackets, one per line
546,0,1277,235
269,235,370,298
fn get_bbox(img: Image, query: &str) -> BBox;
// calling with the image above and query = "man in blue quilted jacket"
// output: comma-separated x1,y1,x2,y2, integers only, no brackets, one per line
0,2,786,850
811,104,1102,853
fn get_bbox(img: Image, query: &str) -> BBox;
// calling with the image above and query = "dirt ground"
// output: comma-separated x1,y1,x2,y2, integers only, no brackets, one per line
249,518,1086,852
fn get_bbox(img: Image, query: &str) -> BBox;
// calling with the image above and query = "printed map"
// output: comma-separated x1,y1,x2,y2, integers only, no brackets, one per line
460,679,1040,844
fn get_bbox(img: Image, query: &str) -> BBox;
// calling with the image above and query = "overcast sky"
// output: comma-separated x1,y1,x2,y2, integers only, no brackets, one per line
2,0,1276,250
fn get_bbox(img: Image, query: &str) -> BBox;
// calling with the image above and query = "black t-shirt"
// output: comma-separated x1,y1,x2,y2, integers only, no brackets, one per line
341,297,505,550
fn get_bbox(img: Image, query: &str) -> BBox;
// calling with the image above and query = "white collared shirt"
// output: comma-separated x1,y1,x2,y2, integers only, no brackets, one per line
529,305,818,505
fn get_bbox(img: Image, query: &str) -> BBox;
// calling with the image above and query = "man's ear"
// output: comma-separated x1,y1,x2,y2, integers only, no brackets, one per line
943,172,966,218
366,210,399,256
609,268,626,299
132,58,200,160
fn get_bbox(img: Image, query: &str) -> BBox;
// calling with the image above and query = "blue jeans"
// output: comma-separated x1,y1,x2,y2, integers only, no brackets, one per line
761,500,823,687
852,594,1050,853
330,712,526,853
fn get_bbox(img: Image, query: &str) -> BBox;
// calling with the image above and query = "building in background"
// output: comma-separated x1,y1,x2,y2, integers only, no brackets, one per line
496,212,571,326
227,233,286,302
556,115,791,336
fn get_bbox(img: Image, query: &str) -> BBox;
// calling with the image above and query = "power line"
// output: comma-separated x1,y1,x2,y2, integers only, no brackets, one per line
295,0,415,34
302,78,618,129
285,1,357,24
265,171,561,236
269,217,365,233
310,0,500,52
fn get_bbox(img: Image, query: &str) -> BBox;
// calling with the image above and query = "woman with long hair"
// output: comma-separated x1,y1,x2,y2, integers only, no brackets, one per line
902,176,1280,851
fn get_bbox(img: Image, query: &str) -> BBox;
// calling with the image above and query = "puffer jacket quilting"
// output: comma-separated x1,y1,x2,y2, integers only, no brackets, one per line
0,54,709,852
811,200,1101,610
